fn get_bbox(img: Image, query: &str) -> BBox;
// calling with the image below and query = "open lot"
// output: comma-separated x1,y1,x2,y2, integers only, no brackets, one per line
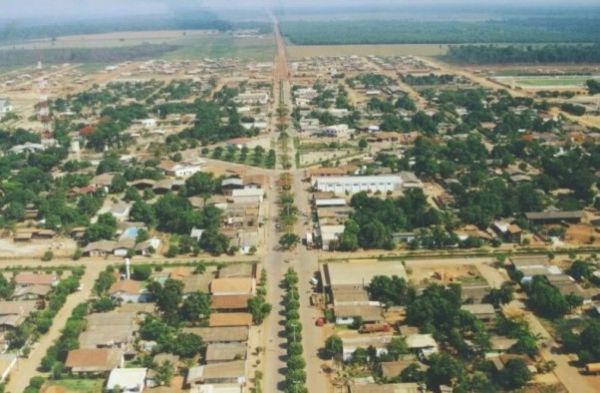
45,379,104,393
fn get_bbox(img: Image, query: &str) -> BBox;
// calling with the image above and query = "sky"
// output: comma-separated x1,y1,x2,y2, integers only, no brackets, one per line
1,0,599,20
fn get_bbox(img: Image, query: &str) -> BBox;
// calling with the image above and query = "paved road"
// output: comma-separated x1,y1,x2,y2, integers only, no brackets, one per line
6,262,103,393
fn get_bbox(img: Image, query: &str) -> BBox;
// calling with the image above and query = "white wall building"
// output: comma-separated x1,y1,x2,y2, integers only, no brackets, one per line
313,175,403,194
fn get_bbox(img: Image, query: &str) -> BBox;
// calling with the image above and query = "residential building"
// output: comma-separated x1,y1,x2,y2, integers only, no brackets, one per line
65,348,123,373
106,368,147,393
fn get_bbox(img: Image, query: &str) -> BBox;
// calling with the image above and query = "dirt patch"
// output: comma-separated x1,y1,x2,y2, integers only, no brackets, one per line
408,263,484,287
565,224,600,246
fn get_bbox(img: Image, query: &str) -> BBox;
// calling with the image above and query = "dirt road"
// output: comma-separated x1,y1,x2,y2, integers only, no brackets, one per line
5,262,103,393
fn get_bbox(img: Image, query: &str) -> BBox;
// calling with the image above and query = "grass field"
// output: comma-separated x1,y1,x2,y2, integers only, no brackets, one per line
163,33,275,61
46,379,104,393
287,43,448,59
493,75,600,88
0,30,276,63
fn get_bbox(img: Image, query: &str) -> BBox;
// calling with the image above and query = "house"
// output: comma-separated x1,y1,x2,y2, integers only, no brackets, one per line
211,295,250,311
109,202,132,222
183,327,249,344
313,175,403,194
90,173,115,191
210,278,255,296
0,98,13,119
209,313,253,327
205,343,247,363
398,172,423,189
379,356,425,379
106,368,147,393
342,334,394,361
135,238,160,256
158,160,203,178
492,222,522,243
186,360,246,386
0,300,37,330
349,383,426,393
525,211,583,224
14,272,58,288
323,262,408,291
461,304,496,323
405,334,438,358
83,240,118,257
0,353,17,383
190,228,205,242
221,178,245,195
334,305,383,326
11,285,51,300
108,280,150,303
79,312,136,350
65,348,123,373
230,188,264,204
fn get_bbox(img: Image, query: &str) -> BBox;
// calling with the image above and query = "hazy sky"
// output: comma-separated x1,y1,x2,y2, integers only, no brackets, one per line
2,0,599,20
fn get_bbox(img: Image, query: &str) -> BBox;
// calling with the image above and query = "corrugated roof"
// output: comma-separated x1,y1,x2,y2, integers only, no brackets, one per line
209,313,252,327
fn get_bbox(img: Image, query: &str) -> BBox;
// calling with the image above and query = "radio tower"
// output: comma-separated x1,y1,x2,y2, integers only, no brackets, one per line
36,52,52,137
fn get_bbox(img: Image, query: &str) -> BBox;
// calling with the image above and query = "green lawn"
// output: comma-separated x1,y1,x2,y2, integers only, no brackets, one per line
163,33,276,62
47,379,104,393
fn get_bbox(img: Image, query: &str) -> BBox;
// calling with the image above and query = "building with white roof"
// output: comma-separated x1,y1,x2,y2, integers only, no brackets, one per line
313,175,403,194
106,367,147,393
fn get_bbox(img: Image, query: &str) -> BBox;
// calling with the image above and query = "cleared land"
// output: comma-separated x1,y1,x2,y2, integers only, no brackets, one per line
0,30,276,68
493,75,600,89
287,43,448,59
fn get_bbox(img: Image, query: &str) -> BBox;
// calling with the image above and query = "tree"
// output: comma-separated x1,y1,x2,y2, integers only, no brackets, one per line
184,172,216,196
199,228,230,256
180,292,211,322
110,174,127,193
499,358,531,390
399,363,425,383
279,233,300,250
94,270,116,295
387,337,409,360
426,353,463,390
368,275,414,306
483,283,514,306
0,275,14,299
93,296,116,312
85,213,117,243
131,265,152,281
527,276,570,319
248,296,272,324
148,279,183,324
587,79,600,95
154,360,174,386
577,321,600,363
358,138,368,150
169,333,203,358
139,317,172,341
324,335,343,360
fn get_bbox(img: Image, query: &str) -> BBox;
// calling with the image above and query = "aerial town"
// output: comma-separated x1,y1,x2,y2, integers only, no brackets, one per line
0,1,599,393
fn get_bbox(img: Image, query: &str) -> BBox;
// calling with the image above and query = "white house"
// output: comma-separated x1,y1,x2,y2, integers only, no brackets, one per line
108,280,150,303
109,202,132,223
106,367,147,393
313,175,403,194
140,118,158,128
0,98,13,119
158,160,203,178
322,124,354,138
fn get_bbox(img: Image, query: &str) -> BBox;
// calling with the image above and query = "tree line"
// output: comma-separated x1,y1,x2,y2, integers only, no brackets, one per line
446,44,600,65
